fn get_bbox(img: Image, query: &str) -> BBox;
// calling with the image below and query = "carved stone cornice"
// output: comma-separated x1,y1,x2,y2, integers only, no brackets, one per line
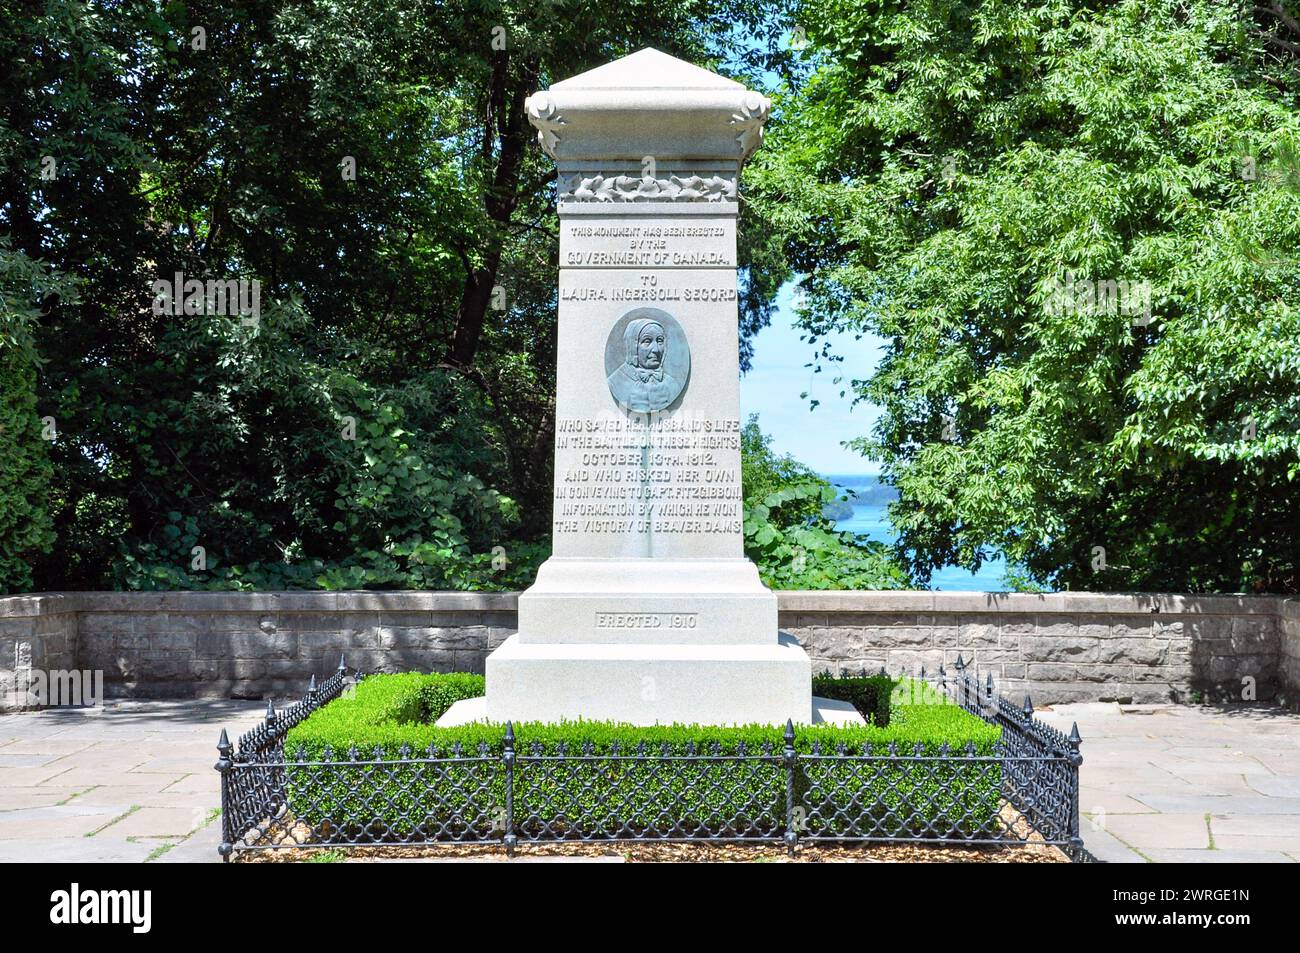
730,93,771,163
525,93,565,160
559,172,737,203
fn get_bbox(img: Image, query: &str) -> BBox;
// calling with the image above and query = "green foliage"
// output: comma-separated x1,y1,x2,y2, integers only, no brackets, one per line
812,673,898,725
750,0,1300,593
0,243,76,592
285,672,1002,838
742,416,907,588
1,1,797,592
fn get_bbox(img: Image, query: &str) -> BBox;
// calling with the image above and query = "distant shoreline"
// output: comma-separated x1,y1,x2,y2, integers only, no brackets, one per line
822,473,898,506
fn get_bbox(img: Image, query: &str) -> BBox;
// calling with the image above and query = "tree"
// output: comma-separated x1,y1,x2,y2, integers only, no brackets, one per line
0,242,74,592
0,0,795,590
749,0,1300,592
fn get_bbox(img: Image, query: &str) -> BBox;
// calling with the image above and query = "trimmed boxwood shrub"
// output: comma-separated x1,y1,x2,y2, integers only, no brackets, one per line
284,673,1003,841
812,673,898,726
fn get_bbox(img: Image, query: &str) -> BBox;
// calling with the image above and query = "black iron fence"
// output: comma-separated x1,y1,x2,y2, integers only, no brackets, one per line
215,656,1096,861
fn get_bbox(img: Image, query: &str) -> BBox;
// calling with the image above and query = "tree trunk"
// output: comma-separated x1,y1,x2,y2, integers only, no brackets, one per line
448,56,538,368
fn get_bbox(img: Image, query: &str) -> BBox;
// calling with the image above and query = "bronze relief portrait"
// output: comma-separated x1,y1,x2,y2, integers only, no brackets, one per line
604,308,690,413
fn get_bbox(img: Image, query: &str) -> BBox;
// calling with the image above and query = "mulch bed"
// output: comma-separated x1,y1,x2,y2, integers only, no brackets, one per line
235,799,1066,863
237,841,1066,863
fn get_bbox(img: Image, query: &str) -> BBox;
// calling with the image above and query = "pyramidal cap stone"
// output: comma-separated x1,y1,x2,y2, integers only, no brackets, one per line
525,48,770,165
435,49,827,729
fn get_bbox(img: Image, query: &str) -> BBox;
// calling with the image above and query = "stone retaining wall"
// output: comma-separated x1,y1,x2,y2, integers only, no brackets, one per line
0,595,78,708
1281,598,1300,708
0,590,1296,709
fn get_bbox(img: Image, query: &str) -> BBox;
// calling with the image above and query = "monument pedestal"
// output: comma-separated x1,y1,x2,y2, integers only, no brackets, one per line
454,49,817,728
477,556,813,724
484,633,811,725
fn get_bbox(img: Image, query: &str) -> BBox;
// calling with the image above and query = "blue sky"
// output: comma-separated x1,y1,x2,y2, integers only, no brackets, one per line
739,280,885,475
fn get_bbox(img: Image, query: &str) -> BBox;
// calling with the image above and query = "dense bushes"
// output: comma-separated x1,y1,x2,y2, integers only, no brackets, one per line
284,673,1003,840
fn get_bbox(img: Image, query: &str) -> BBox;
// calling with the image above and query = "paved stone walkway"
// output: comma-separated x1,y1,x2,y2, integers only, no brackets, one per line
0,699,1296,862
1037,702,1300,863
0,700,263,863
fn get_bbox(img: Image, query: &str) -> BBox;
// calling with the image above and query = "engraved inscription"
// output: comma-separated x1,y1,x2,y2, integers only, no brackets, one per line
561,273,737,302
595,612,699,630
562,223,732,268
552,413,742,536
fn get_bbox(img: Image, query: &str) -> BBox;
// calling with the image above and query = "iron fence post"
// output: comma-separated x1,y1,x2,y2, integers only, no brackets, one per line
215,729,233,862
1067,721,1084,856
503,721,517,858
783,719,798,857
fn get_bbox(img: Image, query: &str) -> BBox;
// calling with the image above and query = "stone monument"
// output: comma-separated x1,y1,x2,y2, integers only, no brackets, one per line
440,48,838,727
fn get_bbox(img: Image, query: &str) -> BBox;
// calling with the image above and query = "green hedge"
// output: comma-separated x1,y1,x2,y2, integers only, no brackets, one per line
283,673,1003,840
812,673,898,726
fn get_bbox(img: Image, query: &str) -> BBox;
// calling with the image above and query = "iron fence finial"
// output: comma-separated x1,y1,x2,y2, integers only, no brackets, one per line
215,729,232,772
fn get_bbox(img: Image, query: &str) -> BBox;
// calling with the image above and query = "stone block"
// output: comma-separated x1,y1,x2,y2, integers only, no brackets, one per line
1026,662,1077,681
866,625,930,647
77,612,135,639
1097,637,1169,666
1230,617,1278,653
997,614,1037,637
196,631,295,659
883,649,946,674
1022,636,1099,663
931,625,959,647
1186,616,1232,641
1034,620,1079,640
454,650,487,675
1108,615,1154,639
378,611,435,627
1076,621,1110,640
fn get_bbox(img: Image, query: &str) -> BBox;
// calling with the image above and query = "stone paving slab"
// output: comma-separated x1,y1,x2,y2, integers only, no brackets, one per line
1211,814,1300,837
1249,777,1300,798
1134,794,1300,815
0,837,161,863
1077,825,1148,863
1097,813,1211,851
0,805,124,841
1215,835,1300,853
1144,848,1296,863
100,806,210,838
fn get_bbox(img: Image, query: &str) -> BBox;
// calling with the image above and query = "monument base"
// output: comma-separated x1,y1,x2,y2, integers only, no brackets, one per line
516,557,778,645
436,691,864,728
473,632,812,726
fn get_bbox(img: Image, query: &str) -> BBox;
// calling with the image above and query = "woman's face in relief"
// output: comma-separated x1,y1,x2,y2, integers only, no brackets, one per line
636,324,666,369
